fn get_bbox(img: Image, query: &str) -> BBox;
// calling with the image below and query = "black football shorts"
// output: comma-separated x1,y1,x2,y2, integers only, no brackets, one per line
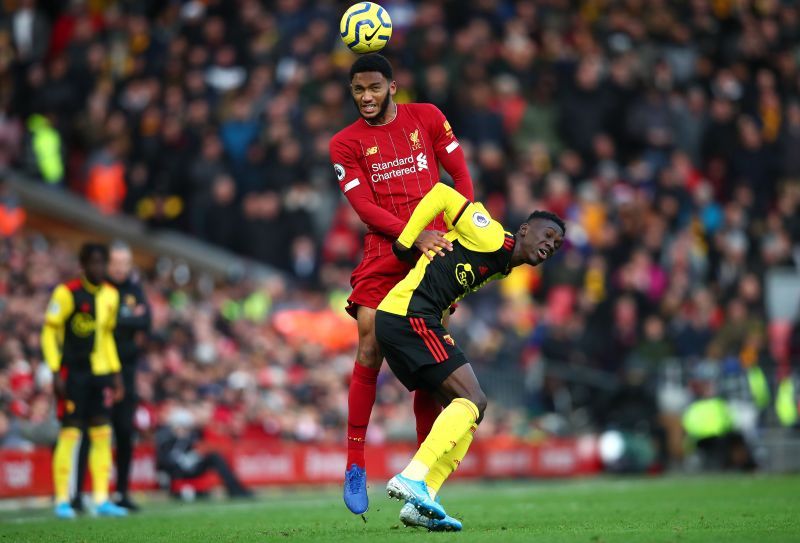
375,310,467,391
59,368,114,424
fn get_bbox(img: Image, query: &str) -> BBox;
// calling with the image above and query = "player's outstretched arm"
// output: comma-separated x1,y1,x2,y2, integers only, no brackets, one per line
396,183,468,250
424,104,474,201
330,138,406,238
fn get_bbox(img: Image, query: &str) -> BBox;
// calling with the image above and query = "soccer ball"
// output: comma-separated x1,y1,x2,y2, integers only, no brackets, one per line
340,2,392,54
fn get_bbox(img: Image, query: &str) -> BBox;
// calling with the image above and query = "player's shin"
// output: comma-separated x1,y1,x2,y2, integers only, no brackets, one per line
52,427,81,503
413,389,441,446
88,425,113,504
425,423,477,498
347,362,379,468
400,398,479,481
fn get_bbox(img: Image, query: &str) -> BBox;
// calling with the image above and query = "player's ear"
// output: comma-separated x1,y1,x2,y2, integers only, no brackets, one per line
389,79,397,96
518,222,528,237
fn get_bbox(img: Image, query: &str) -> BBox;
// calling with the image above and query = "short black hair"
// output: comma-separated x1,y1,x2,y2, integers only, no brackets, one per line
527,210,566,235
79,243,109,266
350,53,393,81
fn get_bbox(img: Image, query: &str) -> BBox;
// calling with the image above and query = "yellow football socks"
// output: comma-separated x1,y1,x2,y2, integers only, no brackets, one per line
401,398,479,481
88,425,113,504
52,427,81,503
425,423,477,498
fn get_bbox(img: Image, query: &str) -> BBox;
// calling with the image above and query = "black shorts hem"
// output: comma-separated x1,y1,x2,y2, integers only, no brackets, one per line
375,311,468,392
415,353,468,391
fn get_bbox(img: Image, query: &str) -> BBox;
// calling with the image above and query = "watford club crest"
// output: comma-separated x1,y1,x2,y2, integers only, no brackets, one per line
409,129,422,150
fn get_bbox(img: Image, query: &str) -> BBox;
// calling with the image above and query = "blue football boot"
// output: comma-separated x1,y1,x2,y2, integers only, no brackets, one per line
54,502,76,520
96,500,128,517
343,463,369,514
386,474,445,520
399,501,463,531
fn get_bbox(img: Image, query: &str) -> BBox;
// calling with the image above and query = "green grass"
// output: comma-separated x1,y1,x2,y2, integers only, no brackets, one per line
2,476,799,542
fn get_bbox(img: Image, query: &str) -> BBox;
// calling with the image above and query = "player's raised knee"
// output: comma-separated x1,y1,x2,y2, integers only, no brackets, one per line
470,390,488,421
355,343,382,369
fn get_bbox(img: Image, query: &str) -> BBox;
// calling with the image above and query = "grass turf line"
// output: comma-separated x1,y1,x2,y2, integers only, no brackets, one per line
1,475,798,542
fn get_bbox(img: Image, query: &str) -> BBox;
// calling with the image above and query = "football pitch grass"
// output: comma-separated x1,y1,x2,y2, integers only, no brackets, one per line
2,475,798,543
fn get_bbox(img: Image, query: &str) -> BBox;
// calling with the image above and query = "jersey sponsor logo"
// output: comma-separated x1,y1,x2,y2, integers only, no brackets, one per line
333,163,345,181
472,212,489,227
369,153,428,182
409,129,422,150
443,334,456,347
71,312,96,337
365,146,379,156
455,263,475,290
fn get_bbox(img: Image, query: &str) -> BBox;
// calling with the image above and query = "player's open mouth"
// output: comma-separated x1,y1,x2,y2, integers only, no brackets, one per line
361,104,377,114
538,248,549,260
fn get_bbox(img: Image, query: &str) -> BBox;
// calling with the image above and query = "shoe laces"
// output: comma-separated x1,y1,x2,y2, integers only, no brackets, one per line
346,467,364,494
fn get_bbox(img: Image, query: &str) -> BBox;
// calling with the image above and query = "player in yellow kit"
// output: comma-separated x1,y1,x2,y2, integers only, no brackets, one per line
41,243,128,519
375,183,565,529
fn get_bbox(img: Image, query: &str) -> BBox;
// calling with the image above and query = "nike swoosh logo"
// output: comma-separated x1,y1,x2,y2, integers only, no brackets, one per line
364,26,380,41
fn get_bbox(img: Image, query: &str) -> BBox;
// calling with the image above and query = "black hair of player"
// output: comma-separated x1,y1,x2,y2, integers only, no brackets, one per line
79,243,109,266
350,53,393,82
527,210,566,235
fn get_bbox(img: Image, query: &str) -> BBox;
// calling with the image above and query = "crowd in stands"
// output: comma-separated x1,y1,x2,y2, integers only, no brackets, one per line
1,0,800,465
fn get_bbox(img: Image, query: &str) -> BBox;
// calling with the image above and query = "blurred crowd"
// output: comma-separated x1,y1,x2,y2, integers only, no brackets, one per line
1,0,800,467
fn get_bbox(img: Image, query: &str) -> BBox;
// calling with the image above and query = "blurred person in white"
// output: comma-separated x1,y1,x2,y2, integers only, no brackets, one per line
0,409,33,451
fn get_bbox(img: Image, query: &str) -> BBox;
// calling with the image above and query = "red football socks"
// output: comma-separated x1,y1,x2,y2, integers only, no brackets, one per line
413,389,441,447
347,362,379,468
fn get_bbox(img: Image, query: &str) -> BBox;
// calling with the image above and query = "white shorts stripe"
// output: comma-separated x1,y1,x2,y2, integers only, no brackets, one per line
445,141,459,154
343,178,360,193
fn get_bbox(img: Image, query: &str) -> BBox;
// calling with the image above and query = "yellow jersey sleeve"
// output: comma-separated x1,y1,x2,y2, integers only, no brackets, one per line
397,183,505,253
41,285,74,372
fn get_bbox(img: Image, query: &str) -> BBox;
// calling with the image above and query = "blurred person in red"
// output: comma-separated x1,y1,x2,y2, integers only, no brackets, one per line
329,53,474,515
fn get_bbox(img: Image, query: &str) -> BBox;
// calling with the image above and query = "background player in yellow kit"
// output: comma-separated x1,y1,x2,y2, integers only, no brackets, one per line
41,243,128,519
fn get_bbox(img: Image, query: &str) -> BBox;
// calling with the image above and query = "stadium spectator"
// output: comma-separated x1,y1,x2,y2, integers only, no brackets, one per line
155,404,252,499
0,409,33,451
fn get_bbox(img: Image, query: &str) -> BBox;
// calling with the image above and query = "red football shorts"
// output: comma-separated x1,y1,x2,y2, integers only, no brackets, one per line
346,256,412,319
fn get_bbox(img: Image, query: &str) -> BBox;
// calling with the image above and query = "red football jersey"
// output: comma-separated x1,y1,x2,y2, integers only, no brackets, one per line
330,103,474,261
